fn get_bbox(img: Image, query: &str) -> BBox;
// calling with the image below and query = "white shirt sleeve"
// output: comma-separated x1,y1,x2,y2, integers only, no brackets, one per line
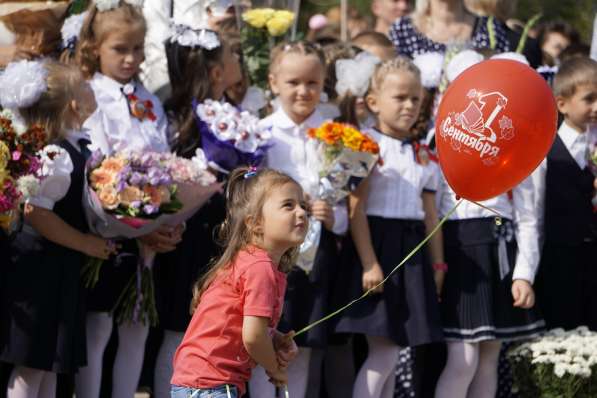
141,0,173,98
531,159,547,248
423,162,440,192
511,174,541,284
28,147,74,210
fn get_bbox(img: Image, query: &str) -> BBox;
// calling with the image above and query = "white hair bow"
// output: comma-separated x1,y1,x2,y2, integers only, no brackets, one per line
412,52,444,89
0,60,48,109
446,50,485,82
335,52,381,97
169,24,220,50
491,52,530,66
61,11,89,50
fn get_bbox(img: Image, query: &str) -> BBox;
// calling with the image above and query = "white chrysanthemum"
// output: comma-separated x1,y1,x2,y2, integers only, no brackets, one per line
16,175,40,199
0,60,48,109
413,52,444,88
446,50,484,83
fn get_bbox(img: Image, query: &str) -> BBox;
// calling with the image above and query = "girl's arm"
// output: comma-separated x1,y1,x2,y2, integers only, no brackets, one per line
25,204,114,260
242,316,287,387
422,191,445,298
349,177,384,294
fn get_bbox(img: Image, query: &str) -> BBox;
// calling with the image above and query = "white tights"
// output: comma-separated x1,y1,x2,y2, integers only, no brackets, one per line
74,312,149,398
7,367,56,398
153,330,184,398
248,347,312,398
434,340,502,398
352,336,399,398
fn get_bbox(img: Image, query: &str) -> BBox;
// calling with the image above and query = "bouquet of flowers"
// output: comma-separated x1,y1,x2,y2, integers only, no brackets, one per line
508,326,597,397
83,148,219,325
588,125,597,212
240,6,296,89
297,122,380,272
194,99,271,173
0,109,48,232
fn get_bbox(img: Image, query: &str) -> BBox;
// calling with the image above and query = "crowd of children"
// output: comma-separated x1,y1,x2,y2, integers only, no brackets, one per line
0,1,596,398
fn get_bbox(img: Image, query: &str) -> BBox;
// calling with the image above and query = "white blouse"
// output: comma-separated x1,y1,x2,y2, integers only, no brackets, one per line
438,174,541,283
365,128,440,221
262,108,348,236
84,73,169,155
28,130,88,210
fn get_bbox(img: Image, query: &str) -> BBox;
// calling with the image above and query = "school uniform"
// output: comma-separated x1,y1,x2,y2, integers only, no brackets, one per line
0,132,90,373
334,129,443,347
438,175,545,342
83,73,169,313
534,122,597,330
262,108,347,348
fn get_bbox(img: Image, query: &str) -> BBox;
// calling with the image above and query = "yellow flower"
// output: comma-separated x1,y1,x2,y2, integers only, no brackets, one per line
0,141,9,170
242,8,275,29
266,12,295,36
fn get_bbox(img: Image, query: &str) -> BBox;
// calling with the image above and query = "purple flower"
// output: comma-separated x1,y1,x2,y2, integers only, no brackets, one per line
129,172,146,186
89,150,103,169
143,204,158,214
130,200,142,209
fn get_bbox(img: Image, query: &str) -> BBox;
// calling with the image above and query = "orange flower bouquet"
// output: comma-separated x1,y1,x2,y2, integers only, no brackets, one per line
297,122,380,272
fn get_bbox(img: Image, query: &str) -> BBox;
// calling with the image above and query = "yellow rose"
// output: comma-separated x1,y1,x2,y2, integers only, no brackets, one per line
0,141,9,170
242,8,275,29
98,186,120,210
266,14,294,36
274,10,295,24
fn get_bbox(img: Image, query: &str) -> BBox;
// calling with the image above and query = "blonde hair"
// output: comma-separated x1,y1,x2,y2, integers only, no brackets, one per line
370,56,421,93
19,61,87,142
190,167,302,312
75,1,146,79
269,40,326,76
553,57,597,98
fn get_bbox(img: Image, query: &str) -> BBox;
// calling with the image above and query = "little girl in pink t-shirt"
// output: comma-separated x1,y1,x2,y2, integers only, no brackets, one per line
171,167,309,397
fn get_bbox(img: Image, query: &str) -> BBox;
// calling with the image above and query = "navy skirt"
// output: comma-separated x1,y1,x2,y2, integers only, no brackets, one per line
441,218,545,342
277,228,339,348
333,216,443,347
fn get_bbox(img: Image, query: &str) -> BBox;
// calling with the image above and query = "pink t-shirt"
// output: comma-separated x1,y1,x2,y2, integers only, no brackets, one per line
171,246,287,395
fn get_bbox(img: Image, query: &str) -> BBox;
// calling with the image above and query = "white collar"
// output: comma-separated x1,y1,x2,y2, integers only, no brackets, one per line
65,128,90,141
92,72,135,101
270,108,325,132
558,121,587,149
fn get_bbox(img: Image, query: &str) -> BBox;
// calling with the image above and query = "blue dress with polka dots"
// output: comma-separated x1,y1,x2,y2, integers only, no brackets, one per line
389,15,510,58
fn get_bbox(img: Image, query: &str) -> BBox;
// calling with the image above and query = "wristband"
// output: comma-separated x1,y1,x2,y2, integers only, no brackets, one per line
433,262,448,272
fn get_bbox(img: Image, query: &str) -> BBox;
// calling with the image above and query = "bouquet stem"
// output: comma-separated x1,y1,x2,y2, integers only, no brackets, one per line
81,257,104,288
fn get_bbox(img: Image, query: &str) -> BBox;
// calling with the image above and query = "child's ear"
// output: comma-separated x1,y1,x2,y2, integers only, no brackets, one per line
269,73,279,96
245,215,263,235
555,95,568,116
366,92,379,115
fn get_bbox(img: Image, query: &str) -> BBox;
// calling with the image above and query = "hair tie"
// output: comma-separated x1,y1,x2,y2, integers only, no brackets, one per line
244,166,258,179
169,24,220,50
0,60,48,109
335,51,381,98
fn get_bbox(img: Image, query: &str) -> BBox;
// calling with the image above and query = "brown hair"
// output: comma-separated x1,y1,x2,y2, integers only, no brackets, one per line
75,2,146,79
164,31,226,157
269,40,326,76
19,61,87,142
553,57,597,98
352,31,394,52
190,167,302,312
370,56,421,93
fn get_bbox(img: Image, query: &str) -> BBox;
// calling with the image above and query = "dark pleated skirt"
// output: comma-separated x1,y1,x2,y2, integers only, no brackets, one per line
333,216,443,347
277,228,339,348
86,239,139,313
0,232,87,373
535,240,597,331
441,218,545,342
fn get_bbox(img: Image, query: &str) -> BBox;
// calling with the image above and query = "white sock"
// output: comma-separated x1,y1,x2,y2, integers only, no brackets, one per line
75,312,113,398
7,367,44,398
248,365,276,398
352,336,400,398
285,347,311,398
434,342,479,398
111,321,150,398
153,330,184,398
324,342,355,398
37,372,56,398
467,340,501,398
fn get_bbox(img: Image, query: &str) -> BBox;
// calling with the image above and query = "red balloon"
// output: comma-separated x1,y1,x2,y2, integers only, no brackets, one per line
436,59,558,201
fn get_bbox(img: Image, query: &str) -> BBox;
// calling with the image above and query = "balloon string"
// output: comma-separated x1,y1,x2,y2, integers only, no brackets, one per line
467,200,505,225
293,198,465,338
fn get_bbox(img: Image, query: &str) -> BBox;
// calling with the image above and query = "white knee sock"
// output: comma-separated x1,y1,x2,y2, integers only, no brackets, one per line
37,372,56,398
248,365,276,398
434,342,479,398
352,336,400,398
111,321,150,398
153,330,184,398
75,312,113,398
7,367,44,398
324,342,355,398
467,341,501,398
285,347,311,398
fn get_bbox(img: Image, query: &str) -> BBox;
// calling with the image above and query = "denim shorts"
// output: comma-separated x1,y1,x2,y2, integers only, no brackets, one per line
171,384,238,398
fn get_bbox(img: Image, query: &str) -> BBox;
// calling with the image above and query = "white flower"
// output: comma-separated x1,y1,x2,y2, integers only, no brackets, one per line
170,24,220,50
16,175,40,199
192,148,208,170
554,363,567,378
95,0,120,12
61,12,88,49
0,60,48,109
413,52,445,89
